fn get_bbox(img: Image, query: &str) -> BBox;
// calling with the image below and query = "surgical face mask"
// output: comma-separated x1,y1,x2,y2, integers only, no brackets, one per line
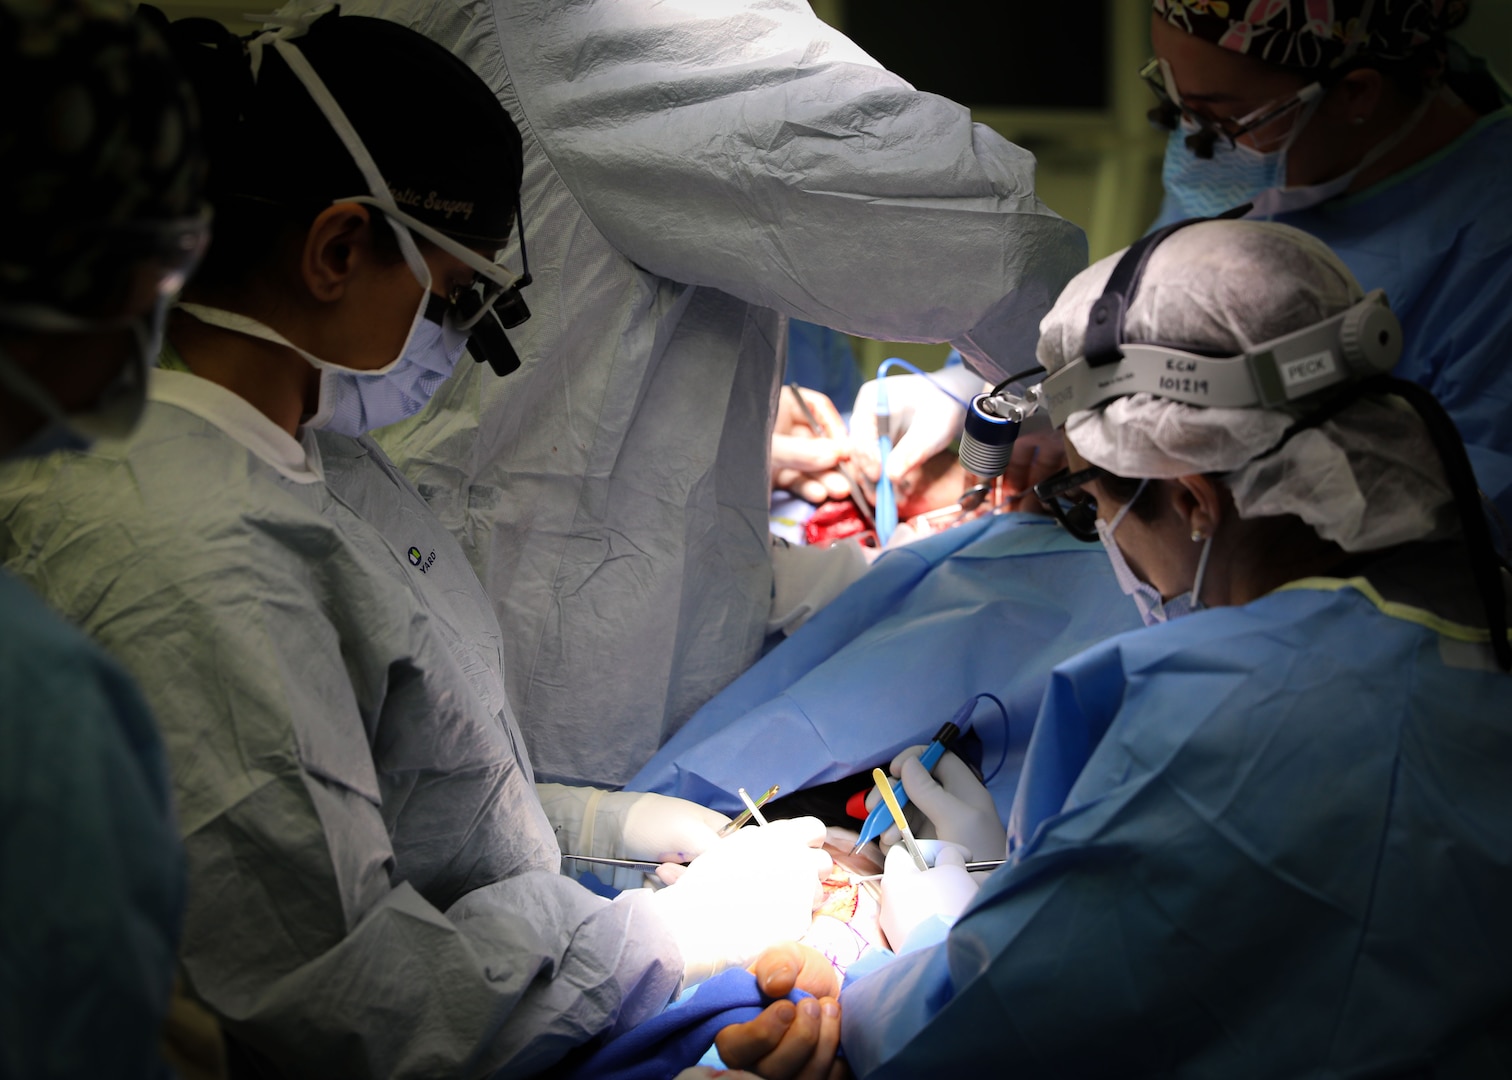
1094,479,1213,627
1162,91,1433,221
1160,95,1319,219
0,298,164,458
314,296,470,436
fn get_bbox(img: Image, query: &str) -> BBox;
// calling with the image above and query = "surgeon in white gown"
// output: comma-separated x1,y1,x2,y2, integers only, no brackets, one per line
339,0,1089,786
1,14,834,1077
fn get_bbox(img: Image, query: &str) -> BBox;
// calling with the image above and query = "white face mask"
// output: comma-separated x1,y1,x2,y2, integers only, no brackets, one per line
1094,478,1214,627
314,301,470,436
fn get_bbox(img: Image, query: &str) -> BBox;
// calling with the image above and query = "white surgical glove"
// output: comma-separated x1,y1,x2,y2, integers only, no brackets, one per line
648,816,833,989
848,366,988,492
536,785,731,890
879,839,979,953
873,747,1007,862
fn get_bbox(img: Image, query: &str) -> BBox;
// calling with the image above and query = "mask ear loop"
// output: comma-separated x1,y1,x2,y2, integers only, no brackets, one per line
1189,530,1213,611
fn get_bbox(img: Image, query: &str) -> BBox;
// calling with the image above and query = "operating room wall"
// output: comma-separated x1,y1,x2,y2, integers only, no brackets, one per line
151,0,1510,381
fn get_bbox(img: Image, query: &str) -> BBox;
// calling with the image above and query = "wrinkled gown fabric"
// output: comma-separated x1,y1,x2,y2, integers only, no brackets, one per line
0,374,682,1079
0,570,183,1080
841,557,1512,1077
341,0,1088,785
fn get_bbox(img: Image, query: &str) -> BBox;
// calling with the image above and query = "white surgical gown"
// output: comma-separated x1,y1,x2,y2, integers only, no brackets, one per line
0,370,682,1079
841,545,1512,1076
0,569,182,1080
339,0,1088,785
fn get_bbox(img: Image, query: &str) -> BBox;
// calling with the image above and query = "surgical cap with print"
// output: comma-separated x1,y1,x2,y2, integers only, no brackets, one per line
1036,219,1454,552
1152,0,1471,71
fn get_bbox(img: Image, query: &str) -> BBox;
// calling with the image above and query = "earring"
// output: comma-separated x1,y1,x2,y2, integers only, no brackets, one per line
1191,529,1206,542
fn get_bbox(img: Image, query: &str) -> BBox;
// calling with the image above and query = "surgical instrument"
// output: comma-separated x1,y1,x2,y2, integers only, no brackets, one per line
738,786,770,827
718,782,780,836
851,722,960,854
786,380,875,530
873,768,928,872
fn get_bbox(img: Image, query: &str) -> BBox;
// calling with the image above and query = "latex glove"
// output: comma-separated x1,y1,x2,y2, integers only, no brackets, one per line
872,747,1007,862
848,366,987,496
772,385,852,504
648,817,833,989
879,840,978,953
537,784,731,890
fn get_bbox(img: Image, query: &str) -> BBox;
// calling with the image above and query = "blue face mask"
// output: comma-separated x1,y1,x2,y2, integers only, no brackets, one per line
1159,124,1288,221
313,305,471,437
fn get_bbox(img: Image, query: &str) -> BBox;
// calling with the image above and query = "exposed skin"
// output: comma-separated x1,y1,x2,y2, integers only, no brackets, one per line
712,943,849,1080
1064,438,1348,607
1150,15,1478,191
168,202,482,436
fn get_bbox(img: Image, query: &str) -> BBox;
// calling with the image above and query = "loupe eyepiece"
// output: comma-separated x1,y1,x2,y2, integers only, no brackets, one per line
1148,101,1180,131
492,285,531,330
1184,128,1218,159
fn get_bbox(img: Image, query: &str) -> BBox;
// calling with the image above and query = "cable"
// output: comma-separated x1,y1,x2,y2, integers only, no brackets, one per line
875,357,971,408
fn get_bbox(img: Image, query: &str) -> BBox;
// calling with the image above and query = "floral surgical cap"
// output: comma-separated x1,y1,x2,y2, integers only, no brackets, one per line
0,0,204,311
1153,0,1471,70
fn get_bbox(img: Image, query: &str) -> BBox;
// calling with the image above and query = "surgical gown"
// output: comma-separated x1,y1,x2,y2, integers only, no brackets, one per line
840,547,1512,1077
341,0,1088,786
0,570,182,1080
628,514,1141,824
0,370,682,1079
1156,109,1512,519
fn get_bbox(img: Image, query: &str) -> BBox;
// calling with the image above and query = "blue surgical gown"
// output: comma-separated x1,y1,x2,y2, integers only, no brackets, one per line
627,514,1141,823
786,320,862,412
1157,109,1512,519
0,569,182,1080
841,559,1512,1076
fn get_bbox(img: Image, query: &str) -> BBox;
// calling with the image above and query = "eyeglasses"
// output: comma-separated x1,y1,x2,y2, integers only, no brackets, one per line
1031,465,1106,543
1138,56,1323,160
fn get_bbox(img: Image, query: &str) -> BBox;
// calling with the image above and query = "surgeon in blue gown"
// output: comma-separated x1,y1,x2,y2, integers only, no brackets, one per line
725,220,1512,1077
1147,0,1512,518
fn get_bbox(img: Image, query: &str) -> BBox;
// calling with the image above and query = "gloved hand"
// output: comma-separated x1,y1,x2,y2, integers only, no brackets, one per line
879,839,978,953
871,747,1007,862
772,385,852,504
536,785,731,890
648,817,833,989
848,366,987,496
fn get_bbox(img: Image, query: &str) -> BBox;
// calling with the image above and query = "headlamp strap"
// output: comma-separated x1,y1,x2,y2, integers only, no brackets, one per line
1083,204,1253,368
